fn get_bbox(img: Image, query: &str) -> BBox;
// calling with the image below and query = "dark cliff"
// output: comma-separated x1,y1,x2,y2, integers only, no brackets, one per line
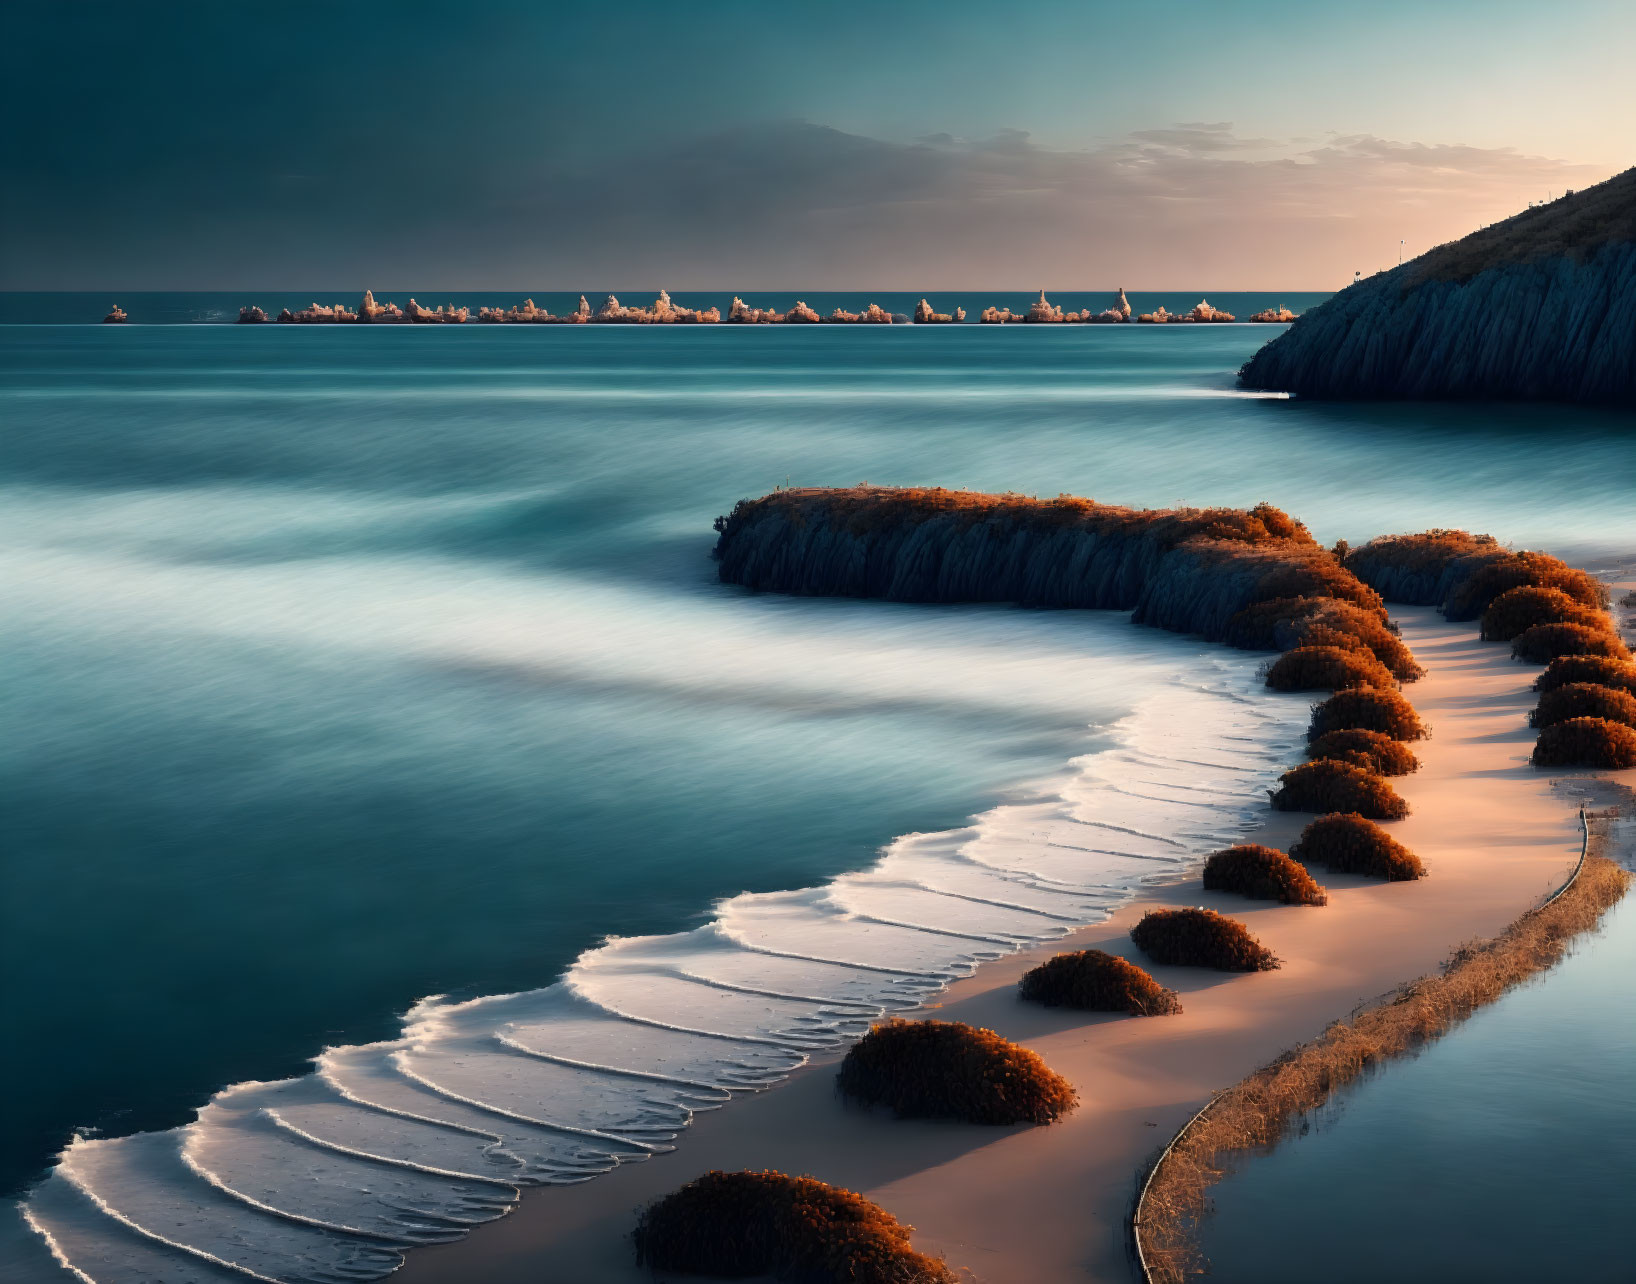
713,487,1387,649
1239,166,1636,405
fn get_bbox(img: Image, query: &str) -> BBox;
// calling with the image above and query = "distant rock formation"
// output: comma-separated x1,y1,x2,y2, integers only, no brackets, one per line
1239,165,1636,404
102,305,127,324
913,299,965,323
1181,299,1236,323
827,302,895,323
1136,306,1174,324
477,298,556,323
277,302,360,323
983,289,1133,324
1087,288,1132,323
237,306,267,324
786,301,823,323
1248,305,1298,324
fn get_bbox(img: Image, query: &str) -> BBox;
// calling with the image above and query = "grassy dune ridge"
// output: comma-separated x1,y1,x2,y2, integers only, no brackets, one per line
714,486,1387,648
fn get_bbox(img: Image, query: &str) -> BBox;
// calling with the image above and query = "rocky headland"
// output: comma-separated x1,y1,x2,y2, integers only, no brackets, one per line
1239,165,1636,404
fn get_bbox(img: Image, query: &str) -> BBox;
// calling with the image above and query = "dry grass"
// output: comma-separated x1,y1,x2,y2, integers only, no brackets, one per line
1134,849,1631,1284
837,1019,1077,1125
1018,949,1183,1016
716,486,1315,548
632,1169,956,1284
1306,728,1420,776
1264,645,1396,692
1402,165,1636,285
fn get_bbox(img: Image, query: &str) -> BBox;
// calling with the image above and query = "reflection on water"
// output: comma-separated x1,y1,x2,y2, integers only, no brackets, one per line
1201,885,1636,1284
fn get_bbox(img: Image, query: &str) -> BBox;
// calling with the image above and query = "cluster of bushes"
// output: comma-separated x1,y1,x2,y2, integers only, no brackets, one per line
1531,718,1636,769
1264,645,1397,692
1343,530,1630,772
1130,908,1280,972
1307,687,1428,742
836,1019,1077,1125
1535,655,1636,695
1480,585,1607,641
1512,621,1631,664
1224,595,1423,680
632,1170,956,1284
1271,759,1410,819
1530,682,1636,731
1307,728,1419,776
1202,845,1327,905
1289,813,1426,881
1018,949,1183,1015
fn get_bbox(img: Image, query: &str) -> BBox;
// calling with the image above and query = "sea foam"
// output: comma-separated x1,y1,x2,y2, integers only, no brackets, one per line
22,655,1305,1282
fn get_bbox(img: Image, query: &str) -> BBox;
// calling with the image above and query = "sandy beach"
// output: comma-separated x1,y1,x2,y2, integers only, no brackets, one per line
396,604,1609,1283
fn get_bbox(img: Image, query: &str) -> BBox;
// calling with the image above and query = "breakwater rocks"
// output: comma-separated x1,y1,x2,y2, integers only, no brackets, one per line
230,287,1290,326
1240,166,1636,404
713,486,1387,650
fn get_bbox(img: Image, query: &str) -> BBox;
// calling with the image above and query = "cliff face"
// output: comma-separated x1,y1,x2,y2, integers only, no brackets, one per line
714,487,1381,647
1240,167,1636,405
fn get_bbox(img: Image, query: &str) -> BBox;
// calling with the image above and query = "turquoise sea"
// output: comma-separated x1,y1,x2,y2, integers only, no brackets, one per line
3,295,1634,1281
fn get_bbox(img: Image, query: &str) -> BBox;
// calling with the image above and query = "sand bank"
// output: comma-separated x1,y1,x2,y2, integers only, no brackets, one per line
397,607,1610,1284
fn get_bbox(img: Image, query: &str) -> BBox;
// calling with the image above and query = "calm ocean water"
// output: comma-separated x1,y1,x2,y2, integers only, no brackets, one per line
3,301,1634,1280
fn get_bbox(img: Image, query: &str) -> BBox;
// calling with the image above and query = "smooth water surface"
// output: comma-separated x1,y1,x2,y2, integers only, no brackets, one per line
2,313,1634,1279
1202,886,1636,1284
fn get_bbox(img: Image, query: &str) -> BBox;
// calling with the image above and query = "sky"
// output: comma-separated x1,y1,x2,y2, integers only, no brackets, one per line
2,0,1631,290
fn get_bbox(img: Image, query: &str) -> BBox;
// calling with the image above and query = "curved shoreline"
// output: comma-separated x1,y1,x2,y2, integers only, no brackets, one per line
1131,810,1627,1284
393,606,1594,1284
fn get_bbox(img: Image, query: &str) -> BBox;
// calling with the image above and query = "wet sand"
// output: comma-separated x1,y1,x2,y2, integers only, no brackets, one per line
397,607,1600,1283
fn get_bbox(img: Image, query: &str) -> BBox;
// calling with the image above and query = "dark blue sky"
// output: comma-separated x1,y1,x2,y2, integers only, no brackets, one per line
3,1,1627,288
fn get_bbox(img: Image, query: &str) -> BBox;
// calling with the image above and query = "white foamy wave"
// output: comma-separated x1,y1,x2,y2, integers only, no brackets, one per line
21,654,1306,1282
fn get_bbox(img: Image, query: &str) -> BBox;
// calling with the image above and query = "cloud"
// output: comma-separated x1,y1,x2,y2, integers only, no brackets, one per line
496,120,1608,289
3,118,1613,289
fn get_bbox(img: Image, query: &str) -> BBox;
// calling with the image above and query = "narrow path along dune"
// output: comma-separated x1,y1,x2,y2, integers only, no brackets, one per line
395,608,1592,1284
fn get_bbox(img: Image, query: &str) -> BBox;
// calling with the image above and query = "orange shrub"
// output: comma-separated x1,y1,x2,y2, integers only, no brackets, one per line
836,1019,1076,1125
1480,585,1607,641
1223,595,1418,678
1444,550,1609,621
1018,949,1182,1015
1289,813,1425,880
1534,654,1636,696
1306,728,1420,776
632,1170,956,1284
1264,645,1396,692
1270,760,1409,819
1308,687,1428,742
1530,683,1636,731
1342,530,1497,601
1511,622,1630,664
1202,844,1328,905
1129,907,1279,972
1531,718,1636,768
